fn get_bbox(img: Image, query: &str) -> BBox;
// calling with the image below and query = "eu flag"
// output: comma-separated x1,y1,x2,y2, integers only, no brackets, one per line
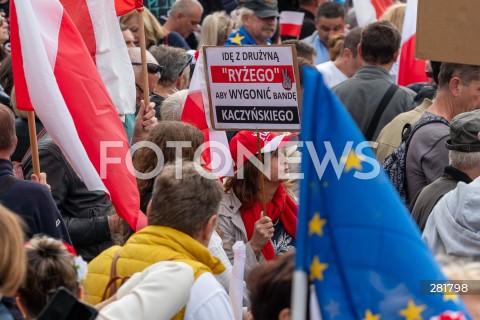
293,66,470,320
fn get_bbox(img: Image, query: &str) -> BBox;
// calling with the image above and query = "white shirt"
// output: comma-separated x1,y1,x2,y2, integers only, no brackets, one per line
316,61,348,88
97,261,194,320
184,272,234,320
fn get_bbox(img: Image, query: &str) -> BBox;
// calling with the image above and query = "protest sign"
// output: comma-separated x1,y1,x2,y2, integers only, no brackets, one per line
203,45,301,131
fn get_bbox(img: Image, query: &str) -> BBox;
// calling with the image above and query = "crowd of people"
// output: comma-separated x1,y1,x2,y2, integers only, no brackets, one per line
1,0,480,319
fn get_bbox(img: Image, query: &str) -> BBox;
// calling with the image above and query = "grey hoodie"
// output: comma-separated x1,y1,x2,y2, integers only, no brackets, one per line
423,178,480,258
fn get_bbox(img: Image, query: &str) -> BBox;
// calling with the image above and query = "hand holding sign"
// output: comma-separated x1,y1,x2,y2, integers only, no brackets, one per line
282,68,292,90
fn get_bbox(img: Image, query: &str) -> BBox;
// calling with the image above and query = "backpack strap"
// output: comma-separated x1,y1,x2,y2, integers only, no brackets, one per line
404,115,449,149
0,175,18,197
365,83,399,141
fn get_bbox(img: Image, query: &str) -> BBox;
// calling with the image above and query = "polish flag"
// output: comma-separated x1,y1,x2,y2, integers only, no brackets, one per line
397,0,428,86
181,51,234,177
352,0,394,27
59,0,139,116
280,11,304,39
10,0,147,230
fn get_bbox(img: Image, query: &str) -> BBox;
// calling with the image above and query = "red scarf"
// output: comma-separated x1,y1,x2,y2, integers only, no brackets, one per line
240,184,297,260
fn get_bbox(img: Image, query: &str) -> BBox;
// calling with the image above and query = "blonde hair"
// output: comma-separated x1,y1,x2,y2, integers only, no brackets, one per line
198,11,232,48
0,204,26,296
379,3,406,33
439,255,480,280
120,8,168,48
327,33,345,61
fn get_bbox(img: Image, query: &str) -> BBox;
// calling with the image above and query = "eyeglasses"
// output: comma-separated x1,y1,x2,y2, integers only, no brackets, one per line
131,62,163,75
178,55,193,77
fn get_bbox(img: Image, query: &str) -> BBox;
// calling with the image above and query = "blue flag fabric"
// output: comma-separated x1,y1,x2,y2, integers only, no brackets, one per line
295,66,470,320
224,26,272,46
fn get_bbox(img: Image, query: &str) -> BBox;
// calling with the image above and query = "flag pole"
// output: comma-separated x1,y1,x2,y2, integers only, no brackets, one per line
256,130,267,217
27,111,41,177
136,7,151,107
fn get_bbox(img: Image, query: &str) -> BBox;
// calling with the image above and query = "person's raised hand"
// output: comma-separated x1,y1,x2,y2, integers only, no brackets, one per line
249,214,274,256
31,172,51,190
132,100,158,144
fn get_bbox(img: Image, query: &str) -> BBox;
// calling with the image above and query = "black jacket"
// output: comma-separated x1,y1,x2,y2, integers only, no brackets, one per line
23,134,113,261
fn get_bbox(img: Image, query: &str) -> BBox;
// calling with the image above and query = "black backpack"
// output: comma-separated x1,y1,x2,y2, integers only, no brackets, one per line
382,114,449,205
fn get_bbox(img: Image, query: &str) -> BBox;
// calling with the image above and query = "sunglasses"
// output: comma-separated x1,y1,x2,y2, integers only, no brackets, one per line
178,55,193,77
131,62,163,75
135,83,144,94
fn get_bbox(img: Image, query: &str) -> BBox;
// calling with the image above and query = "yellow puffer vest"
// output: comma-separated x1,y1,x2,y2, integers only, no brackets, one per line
83,226,225,319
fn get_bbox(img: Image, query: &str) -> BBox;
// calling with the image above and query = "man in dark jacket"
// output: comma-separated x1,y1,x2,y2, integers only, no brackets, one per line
23,133,116,261
0,104,71,243
411,110,480,231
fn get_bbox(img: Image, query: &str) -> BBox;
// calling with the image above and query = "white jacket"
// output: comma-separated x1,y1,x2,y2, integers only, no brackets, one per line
97,261,194,320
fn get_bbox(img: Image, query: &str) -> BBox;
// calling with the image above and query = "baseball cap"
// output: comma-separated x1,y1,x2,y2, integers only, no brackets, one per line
230,131,298,167
243,0,279,18
445,110,480,152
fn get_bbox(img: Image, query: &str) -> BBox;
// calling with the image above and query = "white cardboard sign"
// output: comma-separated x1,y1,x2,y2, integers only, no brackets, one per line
203,45,301,131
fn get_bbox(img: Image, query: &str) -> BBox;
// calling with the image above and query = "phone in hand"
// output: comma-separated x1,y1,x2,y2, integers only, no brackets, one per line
37,286,98,320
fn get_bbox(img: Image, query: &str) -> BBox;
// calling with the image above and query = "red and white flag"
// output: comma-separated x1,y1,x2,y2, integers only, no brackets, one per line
352,0,394,27
397,0,428,86
10,0,147,230
280,11,304,39
181,51,234,177
59,0,139,115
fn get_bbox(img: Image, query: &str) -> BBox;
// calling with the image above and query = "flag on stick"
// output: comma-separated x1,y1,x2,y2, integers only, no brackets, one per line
397,0,429,86
10,0,146,230
291,66,469,319
280,11,305,39
352,0,394,27
60,0,136,115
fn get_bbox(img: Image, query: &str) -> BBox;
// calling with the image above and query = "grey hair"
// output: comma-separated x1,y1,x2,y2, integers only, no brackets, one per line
149,45,189,87
160,89,188,121
128,47,158,77
169,0,203,17
449,150,480,169
237,7,254,27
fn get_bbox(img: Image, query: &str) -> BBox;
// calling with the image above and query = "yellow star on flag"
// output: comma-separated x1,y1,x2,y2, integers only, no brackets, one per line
443,292,459,302
341,150,363,172
229,33,245,45
364,310,381,320
399,300,426,320
309,212,327,236
310,256,328,281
